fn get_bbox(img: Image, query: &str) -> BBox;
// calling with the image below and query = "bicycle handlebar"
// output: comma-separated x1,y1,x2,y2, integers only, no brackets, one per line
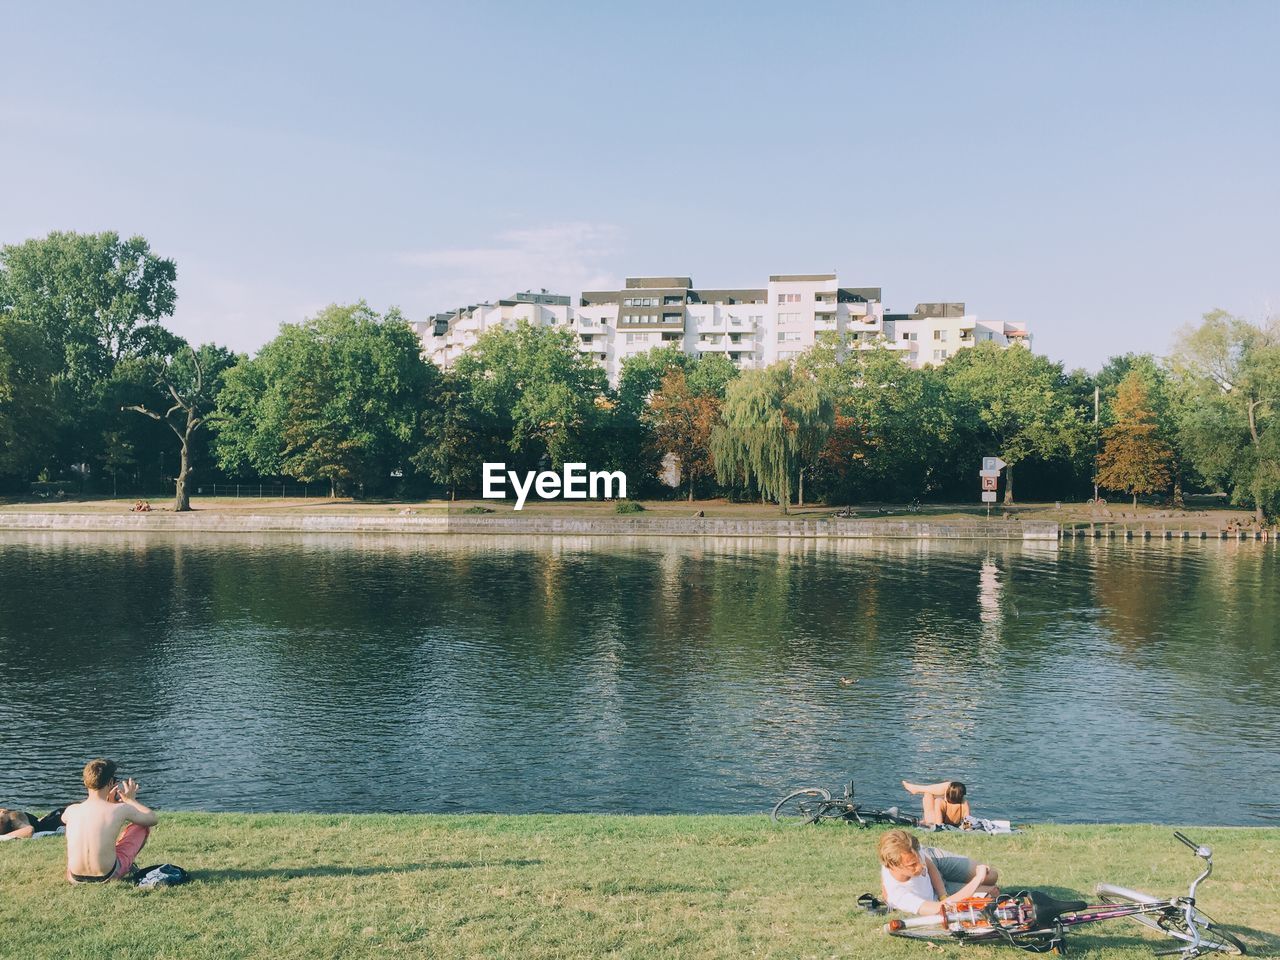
1174,830,1212,861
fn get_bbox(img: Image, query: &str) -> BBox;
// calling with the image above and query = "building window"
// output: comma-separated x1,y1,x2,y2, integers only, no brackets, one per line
778,350,799,360
776,293,801,304
933,349,948,361
933,329,948,342
626,332,650,344
777,312,801,325
663,296,683,305
901,332,918,342
777,331,802,343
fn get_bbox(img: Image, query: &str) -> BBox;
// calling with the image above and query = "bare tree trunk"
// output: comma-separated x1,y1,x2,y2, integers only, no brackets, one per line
1132,493,1137,508
172,410,196,512
688,484,694,502
1003,464,1015,504
798,468,805,507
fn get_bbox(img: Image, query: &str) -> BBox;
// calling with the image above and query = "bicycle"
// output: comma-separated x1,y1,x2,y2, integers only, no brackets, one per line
771,781,919,827
885,831,1245,956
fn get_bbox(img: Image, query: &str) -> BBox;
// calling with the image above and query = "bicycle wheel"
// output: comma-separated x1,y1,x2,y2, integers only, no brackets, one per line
1096,884,1245,955
771,788,830,825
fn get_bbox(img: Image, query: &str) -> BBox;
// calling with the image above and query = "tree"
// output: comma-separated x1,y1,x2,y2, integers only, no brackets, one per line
1096,372,1174,505
943,343,1088,502
0,231,177,394
213,303,434,496
454,322,608,470
123,333,238,511
648,369,721,501
712,363,833,513
1096,353,1187,505
411,371,497,499
0,317,59,480
0,231,179,483
798,344,954,503
1171,311,1280,521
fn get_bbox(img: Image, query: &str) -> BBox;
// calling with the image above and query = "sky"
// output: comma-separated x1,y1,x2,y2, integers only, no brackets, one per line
2,1,1277,372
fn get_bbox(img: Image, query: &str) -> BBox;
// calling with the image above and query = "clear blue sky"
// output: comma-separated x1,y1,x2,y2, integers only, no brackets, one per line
3,1,1276,371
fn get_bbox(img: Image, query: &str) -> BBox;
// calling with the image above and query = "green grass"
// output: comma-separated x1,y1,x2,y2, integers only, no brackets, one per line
1,816,1277,959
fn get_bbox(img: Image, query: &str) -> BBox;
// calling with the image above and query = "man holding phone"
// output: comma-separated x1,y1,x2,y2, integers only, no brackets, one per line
63,758,158,883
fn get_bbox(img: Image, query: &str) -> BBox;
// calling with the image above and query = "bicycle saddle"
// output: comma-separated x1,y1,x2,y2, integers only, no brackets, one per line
1027,891,1087,922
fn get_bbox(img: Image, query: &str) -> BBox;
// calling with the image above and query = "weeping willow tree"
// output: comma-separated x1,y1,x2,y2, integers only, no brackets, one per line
712,363,833,513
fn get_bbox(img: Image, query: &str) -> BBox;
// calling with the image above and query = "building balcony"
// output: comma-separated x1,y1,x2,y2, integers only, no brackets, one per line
815,301,837,313
617,317,685,330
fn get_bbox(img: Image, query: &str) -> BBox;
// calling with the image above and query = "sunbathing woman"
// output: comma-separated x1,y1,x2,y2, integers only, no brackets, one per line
902,779,969,827
0,807,66,839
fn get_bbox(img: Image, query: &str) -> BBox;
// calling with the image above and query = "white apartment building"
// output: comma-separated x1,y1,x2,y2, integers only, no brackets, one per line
416,276,1030,384
409,290,573,369
885,301,1032,367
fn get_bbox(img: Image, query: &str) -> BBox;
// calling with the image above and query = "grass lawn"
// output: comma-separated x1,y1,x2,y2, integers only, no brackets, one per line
2,816,1277,959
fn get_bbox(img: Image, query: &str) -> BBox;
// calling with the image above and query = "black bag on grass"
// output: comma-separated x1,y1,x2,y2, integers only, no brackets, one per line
133,864,189,888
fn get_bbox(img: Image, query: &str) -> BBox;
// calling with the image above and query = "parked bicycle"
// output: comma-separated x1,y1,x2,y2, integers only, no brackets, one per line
771,781,918,827
886,831,1245,956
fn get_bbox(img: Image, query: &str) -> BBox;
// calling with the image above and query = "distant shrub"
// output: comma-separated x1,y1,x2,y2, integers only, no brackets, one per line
462,505,494,514
615,501,645,514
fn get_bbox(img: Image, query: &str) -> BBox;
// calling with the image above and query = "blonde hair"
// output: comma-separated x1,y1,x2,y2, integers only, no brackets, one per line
83,758,117,791
877,828,920,867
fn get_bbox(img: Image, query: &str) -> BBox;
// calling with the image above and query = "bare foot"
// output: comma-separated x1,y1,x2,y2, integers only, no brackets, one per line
902,780,922,795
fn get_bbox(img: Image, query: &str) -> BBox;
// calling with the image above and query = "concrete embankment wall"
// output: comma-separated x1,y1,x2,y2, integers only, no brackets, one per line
0,512,1058,541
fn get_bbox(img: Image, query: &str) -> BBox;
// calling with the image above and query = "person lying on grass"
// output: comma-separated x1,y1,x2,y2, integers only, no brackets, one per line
0,806,67,839
63,758,157,884
878,829,1000,915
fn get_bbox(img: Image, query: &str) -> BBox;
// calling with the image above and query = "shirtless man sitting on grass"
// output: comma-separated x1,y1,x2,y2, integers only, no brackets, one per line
63,758,157,884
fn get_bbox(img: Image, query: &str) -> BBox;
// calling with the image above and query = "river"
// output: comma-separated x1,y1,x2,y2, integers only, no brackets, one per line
0,532,1275,824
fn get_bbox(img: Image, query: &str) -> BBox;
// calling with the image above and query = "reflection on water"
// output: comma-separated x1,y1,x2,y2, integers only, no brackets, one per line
0,532,1276,824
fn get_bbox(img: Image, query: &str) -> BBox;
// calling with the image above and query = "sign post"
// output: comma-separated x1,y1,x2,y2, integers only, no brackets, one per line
979,456,1007,520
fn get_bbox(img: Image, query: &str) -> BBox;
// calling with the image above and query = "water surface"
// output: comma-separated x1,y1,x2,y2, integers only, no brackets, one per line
1,532,1275,824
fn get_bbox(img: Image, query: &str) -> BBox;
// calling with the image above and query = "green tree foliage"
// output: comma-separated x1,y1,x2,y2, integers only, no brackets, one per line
798,345,954,502
411,370,497,499
213,303,434,496
0,231,177,394
453,322,608,470
0,317,59,480
712,363,834,513
122,332,238,511
0,231,180,485
1171,311,1280,521
648,369,721,501
613,348,739,493
1096,372,1174,505
943,343,1088,502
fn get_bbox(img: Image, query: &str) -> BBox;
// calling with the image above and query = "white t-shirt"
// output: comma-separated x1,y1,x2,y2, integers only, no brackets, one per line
881,857,937,914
